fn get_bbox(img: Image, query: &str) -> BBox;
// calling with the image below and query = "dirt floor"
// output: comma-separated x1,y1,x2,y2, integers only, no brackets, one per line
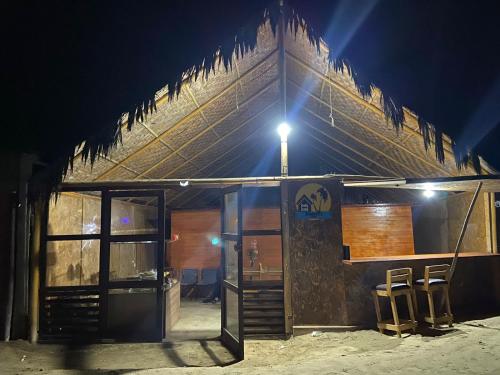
1,315,499,374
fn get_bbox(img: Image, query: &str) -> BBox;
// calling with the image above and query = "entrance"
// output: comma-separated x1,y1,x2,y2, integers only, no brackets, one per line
39,185,246,359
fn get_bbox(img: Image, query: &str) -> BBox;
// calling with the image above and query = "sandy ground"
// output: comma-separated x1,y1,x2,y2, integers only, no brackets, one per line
1,316,499,374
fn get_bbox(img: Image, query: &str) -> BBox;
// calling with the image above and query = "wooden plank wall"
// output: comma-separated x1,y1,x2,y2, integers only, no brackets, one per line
342,204,415,258
243,208,282,271
169,209,221,271
168,208,283,272
169,204,417,273
447,192,488,252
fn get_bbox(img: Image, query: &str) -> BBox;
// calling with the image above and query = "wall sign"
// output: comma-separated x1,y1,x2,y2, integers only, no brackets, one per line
295,183,332,220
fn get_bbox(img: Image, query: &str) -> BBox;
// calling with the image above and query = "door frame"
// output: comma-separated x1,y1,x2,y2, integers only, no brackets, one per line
220,185,244,359
102,189,165,341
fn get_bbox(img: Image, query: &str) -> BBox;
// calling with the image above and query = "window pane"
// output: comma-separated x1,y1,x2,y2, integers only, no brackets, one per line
225,288,239,340
48,192,101,235
243,235,282,281
111,197,158,235
46,240,100,286
109,242,158,281
224,192,238,234
224,240,238,286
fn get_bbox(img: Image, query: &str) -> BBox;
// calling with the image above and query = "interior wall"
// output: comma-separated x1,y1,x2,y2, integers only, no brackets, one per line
447,192,488,252
342,204,415,258
242,208,282,275
412,198,449,254
169,208,282,274
169,209,221,272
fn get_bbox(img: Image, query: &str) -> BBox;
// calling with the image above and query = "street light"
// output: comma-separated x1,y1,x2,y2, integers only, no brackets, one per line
277,122,291,176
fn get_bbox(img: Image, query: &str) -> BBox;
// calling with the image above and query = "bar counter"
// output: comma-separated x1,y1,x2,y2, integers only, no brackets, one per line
342,252,500,326
343,252,499,265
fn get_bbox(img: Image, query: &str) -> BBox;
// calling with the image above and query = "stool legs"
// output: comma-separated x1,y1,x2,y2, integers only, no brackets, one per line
427,291,437,328
444,286,453,327
406,294,417,333
389,296,401,338
412,290,419,317
372,292,383,334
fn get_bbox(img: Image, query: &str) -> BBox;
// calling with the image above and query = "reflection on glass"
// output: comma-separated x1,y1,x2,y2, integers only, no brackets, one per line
224,192,238,234
226,288,239,340
111,197,158,235
109,242,158,281
46,240,100,286
48,192,101,235
224,240,238,286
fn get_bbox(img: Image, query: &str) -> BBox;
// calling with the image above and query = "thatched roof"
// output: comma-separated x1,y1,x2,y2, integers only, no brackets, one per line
17,1,499,195
62,18,496,207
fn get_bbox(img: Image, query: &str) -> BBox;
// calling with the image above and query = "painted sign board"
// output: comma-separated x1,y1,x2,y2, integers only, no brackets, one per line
294,183,332,220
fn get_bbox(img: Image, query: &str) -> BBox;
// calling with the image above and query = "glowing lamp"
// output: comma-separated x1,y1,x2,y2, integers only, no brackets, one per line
277,122,291,141
423,189,435,198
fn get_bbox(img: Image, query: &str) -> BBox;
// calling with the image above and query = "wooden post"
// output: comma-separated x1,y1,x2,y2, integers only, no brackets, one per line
4,193,17,341
280,181,292,336
450,182,483,280
29,200,43,343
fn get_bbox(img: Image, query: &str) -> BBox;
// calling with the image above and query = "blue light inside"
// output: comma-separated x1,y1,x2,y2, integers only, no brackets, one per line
211,237,220,246
121,217,130,224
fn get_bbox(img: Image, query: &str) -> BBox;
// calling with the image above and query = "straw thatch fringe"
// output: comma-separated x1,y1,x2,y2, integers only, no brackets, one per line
36,4,479,199
285,6,480,174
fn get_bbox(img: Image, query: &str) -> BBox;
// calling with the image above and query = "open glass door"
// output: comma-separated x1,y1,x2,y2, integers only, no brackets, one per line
220,186,244,359
102,190,165,341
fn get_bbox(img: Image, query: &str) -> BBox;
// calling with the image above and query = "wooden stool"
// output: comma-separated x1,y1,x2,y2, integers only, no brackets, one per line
372,268,417,338
413,264,453,328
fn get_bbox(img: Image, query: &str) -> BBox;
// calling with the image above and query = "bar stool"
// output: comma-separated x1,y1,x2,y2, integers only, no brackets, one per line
413,264,453,328
372,268,417,337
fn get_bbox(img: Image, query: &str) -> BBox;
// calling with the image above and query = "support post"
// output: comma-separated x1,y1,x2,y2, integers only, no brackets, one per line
450,182,483,280
278,0,288,177
29,200,43,343
280,181,292,336
12,154,35,339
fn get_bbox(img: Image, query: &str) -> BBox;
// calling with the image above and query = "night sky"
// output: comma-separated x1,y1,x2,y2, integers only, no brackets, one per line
3,1,500,171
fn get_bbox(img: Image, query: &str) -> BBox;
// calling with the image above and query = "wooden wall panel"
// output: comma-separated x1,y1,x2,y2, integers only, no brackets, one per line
169,208,283,272
169,210,221,271
288,180,347,326
447,192,488,252
242,235,282,269
342,204,415,258
243,208,281,230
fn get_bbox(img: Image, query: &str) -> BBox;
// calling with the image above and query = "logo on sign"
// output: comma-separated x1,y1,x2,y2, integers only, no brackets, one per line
295,183,332,220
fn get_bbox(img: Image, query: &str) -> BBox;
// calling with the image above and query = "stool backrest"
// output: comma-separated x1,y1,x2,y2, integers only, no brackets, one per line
386,268,412,292
424,264,450,285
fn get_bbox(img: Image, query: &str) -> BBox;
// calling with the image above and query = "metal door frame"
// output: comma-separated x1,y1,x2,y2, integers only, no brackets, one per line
102,189,165,341
220,185,244,359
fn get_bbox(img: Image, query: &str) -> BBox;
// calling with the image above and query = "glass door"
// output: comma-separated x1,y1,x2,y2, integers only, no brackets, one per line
101,190,165,341
220,186,244,359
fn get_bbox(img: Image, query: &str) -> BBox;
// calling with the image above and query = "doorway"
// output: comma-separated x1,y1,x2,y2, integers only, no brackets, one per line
39,185,247,360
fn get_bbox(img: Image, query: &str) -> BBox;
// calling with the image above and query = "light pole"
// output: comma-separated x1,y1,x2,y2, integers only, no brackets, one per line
278,122,290,176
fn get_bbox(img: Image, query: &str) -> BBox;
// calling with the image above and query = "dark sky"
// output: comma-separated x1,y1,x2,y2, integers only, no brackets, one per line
3,0,500,171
